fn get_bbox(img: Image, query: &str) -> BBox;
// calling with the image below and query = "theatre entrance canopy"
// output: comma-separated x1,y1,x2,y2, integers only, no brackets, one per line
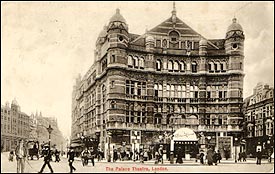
173,127,198,145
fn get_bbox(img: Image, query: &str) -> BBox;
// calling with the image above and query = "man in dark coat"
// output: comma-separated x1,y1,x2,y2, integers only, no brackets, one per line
217,150,222,163
176,147,183,164
256,150,262,165
38,145,54,173
212,151,218,165
206,148,214,165
67,148,76,173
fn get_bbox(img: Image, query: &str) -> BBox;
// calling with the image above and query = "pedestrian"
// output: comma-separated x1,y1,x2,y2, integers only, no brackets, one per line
212,151,218,165
158,146,164,164
199,151,204,164
256,150,262,165
143,150,148,161
9,149,14,162
113,149,118,162
38,144,54,173
67,148,76,173
90,147,95,166
217,150,222,163
206,148,214,166
140,150,144,163
81,147,91,166
238,152,242,162
15,139,28,173
242,152,247,162
55,150,60,162
176,147,183,164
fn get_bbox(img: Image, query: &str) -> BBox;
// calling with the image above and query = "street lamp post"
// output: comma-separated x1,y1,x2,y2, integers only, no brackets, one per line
46,125,53,149
107,132,112,162
170,125,174,164
133,131,138,162
235,137,238,163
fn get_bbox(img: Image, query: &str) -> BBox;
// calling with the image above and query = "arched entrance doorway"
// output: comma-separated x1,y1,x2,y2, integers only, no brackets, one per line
172,128,199,160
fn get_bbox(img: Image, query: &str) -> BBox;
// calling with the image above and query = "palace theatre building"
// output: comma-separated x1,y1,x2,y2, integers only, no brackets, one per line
71,4,245,159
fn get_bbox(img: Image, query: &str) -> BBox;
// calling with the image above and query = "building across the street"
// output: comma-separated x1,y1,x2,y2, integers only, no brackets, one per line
243,83,274,157
1,99,30,152
71,3,245,159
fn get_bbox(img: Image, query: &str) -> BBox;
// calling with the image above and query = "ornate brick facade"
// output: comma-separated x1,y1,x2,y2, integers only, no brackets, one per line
71,5,245,158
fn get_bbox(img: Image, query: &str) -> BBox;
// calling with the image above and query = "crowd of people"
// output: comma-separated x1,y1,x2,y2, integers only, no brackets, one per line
3,139,274,173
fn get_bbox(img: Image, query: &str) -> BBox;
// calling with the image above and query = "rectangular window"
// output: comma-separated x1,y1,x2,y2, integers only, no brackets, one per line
207,92,211,98
194,91,199,98
156,40,161,48
219,91,223,98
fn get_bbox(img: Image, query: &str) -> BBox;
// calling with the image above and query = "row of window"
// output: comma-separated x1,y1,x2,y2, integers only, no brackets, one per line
208,62,227,72
156,59,198,73
127,55,145,69
126,80,147,96
247,122,274,137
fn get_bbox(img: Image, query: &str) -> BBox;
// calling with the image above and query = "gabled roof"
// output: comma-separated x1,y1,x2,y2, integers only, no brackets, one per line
148,16,201,36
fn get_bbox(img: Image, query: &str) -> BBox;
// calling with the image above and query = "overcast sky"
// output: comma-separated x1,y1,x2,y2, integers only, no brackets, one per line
1,1,274,138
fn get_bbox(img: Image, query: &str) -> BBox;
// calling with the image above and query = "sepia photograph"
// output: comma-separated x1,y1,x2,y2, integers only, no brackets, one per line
1,1,274,173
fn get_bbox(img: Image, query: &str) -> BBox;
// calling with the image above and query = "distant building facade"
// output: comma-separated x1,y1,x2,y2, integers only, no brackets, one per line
71,4,245,159
243,83,274,157
1,99,30,151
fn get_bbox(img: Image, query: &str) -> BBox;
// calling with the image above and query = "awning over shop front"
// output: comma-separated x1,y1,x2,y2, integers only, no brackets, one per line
173,128,198,141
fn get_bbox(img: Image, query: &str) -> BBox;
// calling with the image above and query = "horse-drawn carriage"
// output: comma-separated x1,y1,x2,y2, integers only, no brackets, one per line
27,140,39,160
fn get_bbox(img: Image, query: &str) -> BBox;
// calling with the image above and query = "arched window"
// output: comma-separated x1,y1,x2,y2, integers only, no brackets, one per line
168,60,173,71
215,62,220,72
128,55,133,67
193,107,197,113
190,107,193,113
209,62,214,72
180,61,185,71
221,62,226,72
133,56,138,68
191,61,197,73
139,57,144,69
174,61,179,71
156,59,162,71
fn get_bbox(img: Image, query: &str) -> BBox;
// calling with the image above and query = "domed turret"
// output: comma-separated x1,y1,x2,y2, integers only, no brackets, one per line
145,34,155,52
227,18,243,33
108,8,128,32
12,98,18,106
110,8,126,24
225,17,245,55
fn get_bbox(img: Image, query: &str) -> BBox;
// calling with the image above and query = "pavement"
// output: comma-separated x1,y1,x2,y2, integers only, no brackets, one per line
1,152,274,173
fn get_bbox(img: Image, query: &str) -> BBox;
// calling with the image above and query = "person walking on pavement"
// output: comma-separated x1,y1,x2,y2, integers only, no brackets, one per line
206,148,214,166
39,144,54,173
256,149,262,165
90,147,96,166
67,148,76,173
158,146,164,164
176,147,184,164
199,151,204,164
217,150,222,163
242,152,247,162
81,147,91,166
15,139,28,173
212,151,218,165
